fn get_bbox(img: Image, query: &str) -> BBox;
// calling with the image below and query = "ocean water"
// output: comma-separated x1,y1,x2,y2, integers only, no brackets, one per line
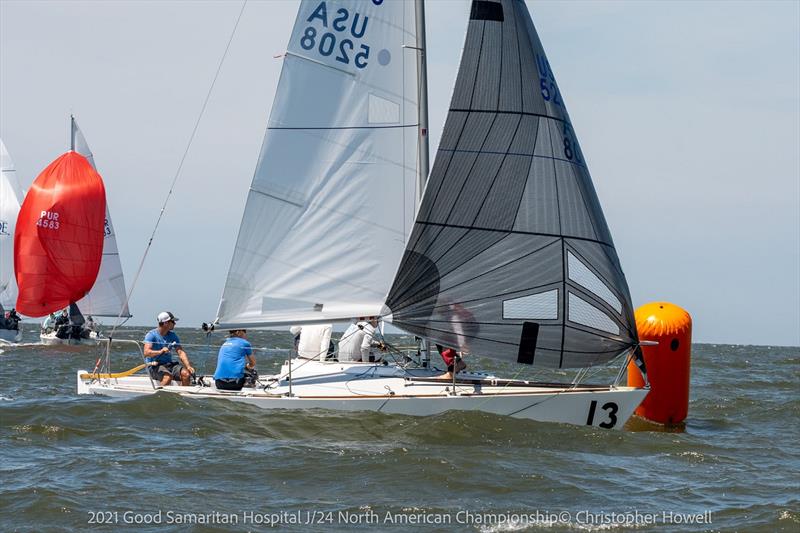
0,327,797,532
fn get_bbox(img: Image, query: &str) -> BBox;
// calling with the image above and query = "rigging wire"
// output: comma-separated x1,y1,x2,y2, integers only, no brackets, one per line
105,0,248,345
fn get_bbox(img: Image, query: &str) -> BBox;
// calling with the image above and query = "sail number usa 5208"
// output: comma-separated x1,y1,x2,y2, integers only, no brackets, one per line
299,2,377,69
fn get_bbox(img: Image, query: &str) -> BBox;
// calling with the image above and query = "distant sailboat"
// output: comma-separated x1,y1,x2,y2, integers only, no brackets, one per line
70,117,131,320
0,139,23,343
16,117,128,345
42,117,131,344
79,0,648,429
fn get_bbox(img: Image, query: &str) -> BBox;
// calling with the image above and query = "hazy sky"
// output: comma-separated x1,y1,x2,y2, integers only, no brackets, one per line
1,0,798,346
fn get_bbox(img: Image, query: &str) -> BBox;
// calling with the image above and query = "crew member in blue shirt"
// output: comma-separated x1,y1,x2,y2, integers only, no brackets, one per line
213,329,255,391
143,311,195,386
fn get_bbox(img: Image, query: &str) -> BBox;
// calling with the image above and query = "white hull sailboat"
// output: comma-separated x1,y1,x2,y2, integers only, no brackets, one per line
35,117,131,346
79,0,649,429
0,139,23,344
78,359,646,429
41,330,101,346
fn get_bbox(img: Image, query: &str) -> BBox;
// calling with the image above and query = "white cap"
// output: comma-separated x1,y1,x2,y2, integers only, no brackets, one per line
157,311,179,324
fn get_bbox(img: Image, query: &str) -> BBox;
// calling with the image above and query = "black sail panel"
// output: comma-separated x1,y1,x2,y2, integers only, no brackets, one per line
384,0,637,368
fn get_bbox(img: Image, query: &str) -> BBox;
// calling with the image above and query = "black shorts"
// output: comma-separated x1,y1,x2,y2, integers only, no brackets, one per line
215,377,245,391
149,362,184,382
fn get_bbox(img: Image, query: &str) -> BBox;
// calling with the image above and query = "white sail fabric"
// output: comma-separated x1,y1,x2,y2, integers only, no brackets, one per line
217,0,419,327
71,118,130,317
0,139,22,310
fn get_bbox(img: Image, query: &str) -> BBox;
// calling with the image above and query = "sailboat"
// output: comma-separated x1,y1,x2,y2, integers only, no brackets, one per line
78,0,649,429
0,139,23,343
38,117,131,345
16,117,129,345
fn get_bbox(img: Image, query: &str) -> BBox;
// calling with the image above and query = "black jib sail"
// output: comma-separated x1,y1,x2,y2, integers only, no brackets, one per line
384,0,638,368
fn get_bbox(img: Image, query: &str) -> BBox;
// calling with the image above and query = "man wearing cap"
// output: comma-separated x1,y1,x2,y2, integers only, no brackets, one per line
213,329,255,391
143,311,195,386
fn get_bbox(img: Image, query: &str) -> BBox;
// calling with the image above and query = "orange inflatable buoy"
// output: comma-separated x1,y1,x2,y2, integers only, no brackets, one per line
627,302,692,425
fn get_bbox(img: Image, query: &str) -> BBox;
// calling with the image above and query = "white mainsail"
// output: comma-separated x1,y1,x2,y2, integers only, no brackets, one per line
217,0,420,327
0,139,23,311
71,117,130,318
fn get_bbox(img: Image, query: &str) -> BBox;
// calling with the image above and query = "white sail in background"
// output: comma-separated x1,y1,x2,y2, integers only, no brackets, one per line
72,117,130,317
217,0,420,327
0,139,22,310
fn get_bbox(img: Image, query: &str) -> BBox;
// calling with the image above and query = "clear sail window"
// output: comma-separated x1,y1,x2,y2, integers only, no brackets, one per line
568,292,619,335
502,290,558,320
567,252,622,313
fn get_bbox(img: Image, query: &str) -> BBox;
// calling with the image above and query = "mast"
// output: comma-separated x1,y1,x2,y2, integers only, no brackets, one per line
70,114,76,152
414,0,431,364
414,0,430,203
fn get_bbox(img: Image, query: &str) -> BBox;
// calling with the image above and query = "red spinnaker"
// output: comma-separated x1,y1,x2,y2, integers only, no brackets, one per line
14,151,106,317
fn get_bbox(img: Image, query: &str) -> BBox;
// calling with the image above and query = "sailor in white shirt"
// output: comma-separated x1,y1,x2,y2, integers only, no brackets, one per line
337,317,384,362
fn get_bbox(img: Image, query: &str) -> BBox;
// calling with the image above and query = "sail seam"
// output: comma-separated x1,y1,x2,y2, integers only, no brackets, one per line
268,124,419,131
468,20,487,110
438,147,586,168
571,165,602,242
495,12,504,116
249,188,304,208
545,119,563,236
559,239,567,368
415,221,614,248
449,108,573,126
514,0,524,121
509,122,541,232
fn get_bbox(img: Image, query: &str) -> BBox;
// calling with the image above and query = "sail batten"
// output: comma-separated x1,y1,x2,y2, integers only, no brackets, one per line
384,0,637,368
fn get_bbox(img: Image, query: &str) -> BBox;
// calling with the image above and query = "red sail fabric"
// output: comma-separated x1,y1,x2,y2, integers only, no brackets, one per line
14,151,106,317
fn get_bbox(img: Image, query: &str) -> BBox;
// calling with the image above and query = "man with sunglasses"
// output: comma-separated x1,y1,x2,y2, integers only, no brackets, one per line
143,311,195,386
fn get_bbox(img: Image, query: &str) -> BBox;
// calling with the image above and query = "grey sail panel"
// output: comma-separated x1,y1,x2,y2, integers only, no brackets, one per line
384,0,637,368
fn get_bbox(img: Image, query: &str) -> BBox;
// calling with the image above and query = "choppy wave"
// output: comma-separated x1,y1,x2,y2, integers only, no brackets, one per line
0,328,798,532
